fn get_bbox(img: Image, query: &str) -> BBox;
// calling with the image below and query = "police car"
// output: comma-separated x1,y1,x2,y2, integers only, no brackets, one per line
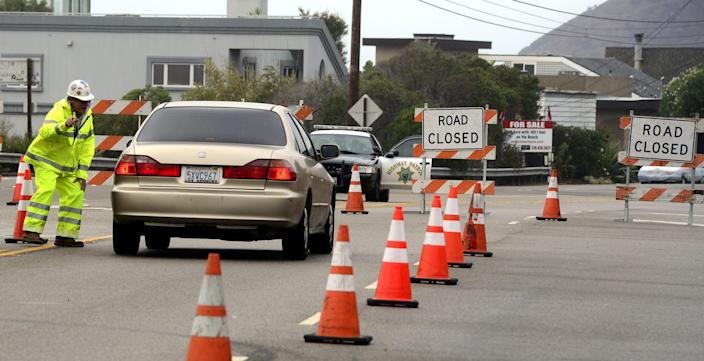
310,126,430,202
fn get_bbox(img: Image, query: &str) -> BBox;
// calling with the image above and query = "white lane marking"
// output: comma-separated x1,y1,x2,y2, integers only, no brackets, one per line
633,219,704,227
232,357,249,361
365,281,378,289
587,210,596,213
508,221,519,225
299,312,321,326
646,212,704,218
413,261,420,266
574,210,582,214
524,216,535,220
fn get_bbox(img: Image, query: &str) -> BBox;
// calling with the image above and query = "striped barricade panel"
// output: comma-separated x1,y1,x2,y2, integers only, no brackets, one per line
91,100,152,116
615,186,704,203
95,135,133,152
620,116,704,131
413,108,497,124
412,144,496,160
617,151,704,168
87,171,114,187
412,180,495,196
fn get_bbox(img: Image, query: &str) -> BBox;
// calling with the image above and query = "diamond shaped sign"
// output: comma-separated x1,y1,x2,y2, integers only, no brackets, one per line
347,94,383,127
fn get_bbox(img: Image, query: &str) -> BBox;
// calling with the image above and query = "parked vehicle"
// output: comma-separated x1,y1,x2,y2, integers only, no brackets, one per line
637,166,692,183
111,101,339,260
379,135,432,191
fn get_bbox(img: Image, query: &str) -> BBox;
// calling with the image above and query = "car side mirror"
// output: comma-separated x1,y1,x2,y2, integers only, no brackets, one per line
126,139,132,147
319,144,339,160
372,146,382,156
385,150,399,158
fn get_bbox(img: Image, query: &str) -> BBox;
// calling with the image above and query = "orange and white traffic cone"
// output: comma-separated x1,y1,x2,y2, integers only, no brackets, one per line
367,206,418,308
7,155,29,206
305,225,372,345
536,168,567,221
444,187,473,268
463,183,493,257
5,168,33,244
185,253,232,361
341,163,368,214
411,196,458,285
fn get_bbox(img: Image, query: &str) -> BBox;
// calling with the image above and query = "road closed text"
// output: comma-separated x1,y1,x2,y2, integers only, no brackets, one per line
423,108,484,151
628,117,696,162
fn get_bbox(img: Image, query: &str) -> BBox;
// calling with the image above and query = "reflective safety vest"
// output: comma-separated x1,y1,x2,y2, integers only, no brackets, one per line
25,98,95,180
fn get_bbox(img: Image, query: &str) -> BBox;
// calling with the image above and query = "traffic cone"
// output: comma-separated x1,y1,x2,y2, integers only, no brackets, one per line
463,183,493,257
7,155,28,206
444,187,473,268
536,168,567,221
367,207,418,308
305,225,372,345
185,253,232,361
411,196,458,285
5,168,33,244
341,163,368,214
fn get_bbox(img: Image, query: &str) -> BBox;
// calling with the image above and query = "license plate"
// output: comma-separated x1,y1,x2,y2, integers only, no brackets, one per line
184,166,220,184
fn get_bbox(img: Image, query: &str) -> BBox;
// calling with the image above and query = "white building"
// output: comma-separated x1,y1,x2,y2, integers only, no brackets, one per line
0,1,346,136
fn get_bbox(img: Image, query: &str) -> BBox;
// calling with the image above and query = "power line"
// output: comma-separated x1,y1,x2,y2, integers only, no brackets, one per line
644,0,694,45
416,0,645,45
512,0,704,24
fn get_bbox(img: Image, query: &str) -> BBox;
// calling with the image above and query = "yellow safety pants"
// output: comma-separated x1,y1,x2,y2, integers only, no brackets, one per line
23,163,84,239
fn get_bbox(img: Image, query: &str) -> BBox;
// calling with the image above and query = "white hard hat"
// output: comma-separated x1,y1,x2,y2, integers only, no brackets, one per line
66,79,95,101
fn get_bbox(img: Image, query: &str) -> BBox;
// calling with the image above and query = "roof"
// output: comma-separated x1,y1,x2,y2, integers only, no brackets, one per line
567,57,662,98
310,130,372,138
0,13,347,81
363,37,491,51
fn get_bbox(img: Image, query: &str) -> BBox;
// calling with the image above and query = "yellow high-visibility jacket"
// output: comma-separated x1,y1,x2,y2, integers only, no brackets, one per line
25,98,95,180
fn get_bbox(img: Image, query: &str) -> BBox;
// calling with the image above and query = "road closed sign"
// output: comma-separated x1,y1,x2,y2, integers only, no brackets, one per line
423,107,484,151
628,116,696,162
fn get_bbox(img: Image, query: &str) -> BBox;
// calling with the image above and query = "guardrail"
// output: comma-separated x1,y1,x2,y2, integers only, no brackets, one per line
0,152,117,171
431,166,550,179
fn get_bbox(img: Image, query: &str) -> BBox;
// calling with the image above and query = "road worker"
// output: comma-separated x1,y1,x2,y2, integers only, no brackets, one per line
22,80,96,247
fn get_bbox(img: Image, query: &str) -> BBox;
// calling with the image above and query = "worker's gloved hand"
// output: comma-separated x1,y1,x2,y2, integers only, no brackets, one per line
65,117,78,128
75,178,86,191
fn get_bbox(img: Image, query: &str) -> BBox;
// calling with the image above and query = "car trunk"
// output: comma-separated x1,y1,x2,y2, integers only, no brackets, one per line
132,142,276,190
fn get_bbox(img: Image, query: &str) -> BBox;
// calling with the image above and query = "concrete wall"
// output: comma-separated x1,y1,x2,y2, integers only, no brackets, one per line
538,75,633,97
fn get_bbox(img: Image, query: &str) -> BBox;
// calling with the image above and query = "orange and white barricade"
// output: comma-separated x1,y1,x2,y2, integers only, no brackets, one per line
91,100,151,116
616,186,704,203
412,179,495,196
413,144,496,160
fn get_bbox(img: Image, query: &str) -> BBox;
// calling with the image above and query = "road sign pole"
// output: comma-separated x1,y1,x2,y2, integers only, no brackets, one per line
623,109,634,223
363,96,367,127
26,58,32,139
420,102,428,215
690,112,700,226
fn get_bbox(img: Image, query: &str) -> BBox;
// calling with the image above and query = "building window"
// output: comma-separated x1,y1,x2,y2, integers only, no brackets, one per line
318,60,326,79
282,65,298,78
151,63,205,87
243,57,257,81
513,63,535,74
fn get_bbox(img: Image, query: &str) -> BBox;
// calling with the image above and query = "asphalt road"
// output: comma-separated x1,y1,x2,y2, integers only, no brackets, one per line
0,180,703,361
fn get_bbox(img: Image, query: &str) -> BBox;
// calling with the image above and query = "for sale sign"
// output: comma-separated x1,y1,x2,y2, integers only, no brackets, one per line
503,120,553,153
422,107,484,151
628,116,696,162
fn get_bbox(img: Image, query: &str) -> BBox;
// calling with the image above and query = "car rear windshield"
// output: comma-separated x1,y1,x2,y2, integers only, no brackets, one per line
137,107,286,145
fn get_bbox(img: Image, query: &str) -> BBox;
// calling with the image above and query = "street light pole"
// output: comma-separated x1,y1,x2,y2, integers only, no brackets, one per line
348,0,361,112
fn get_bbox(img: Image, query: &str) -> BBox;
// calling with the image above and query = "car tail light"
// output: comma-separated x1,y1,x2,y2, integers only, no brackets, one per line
223,159,297,181
115,155,181,177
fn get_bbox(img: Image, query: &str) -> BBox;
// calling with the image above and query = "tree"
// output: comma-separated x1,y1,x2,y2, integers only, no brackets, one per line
660,64,704,117
0,0,51,11
182,61,295,103
299,7,348,63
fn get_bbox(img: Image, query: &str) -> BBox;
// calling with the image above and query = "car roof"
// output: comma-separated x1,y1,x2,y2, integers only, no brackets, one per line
310,130,372,137
161,101,280,111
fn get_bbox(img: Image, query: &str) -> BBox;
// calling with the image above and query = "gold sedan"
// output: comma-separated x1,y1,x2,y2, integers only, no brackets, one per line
110,101,339,260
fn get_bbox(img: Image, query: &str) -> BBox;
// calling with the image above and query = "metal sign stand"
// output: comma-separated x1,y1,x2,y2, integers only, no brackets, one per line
621,110,634,223
420,102,428,215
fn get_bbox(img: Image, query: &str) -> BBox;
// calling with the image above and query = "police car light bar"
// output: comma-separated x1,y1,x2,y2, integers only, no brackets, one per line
313,124,374,132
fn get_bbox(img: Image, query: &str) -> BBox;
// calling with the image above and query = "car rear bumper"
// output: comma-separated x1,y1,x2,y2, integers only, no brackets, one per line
111,184,305,230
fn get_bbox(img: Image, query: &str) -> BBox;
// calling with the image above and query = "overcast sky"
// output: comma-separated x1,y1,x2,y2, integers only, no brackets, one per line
91,0,609,66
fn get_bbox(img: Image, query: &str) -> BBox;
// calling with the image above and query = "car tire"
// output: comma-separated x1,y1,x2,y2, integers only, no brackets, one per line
145,234,170,250
378,188,390,202
310,198,335,254
365,178,381,202
113,220,140,256
282,208,309,260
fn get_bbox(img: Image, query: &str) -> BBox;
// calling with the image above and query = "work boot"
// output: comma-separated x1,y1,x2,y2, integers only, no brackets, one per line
22,231,49,245
54,236,84,248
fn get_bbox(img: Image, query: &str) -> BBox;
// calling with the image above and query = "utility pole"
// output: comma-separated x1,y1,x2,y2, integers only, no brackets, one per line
348,0,361,111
